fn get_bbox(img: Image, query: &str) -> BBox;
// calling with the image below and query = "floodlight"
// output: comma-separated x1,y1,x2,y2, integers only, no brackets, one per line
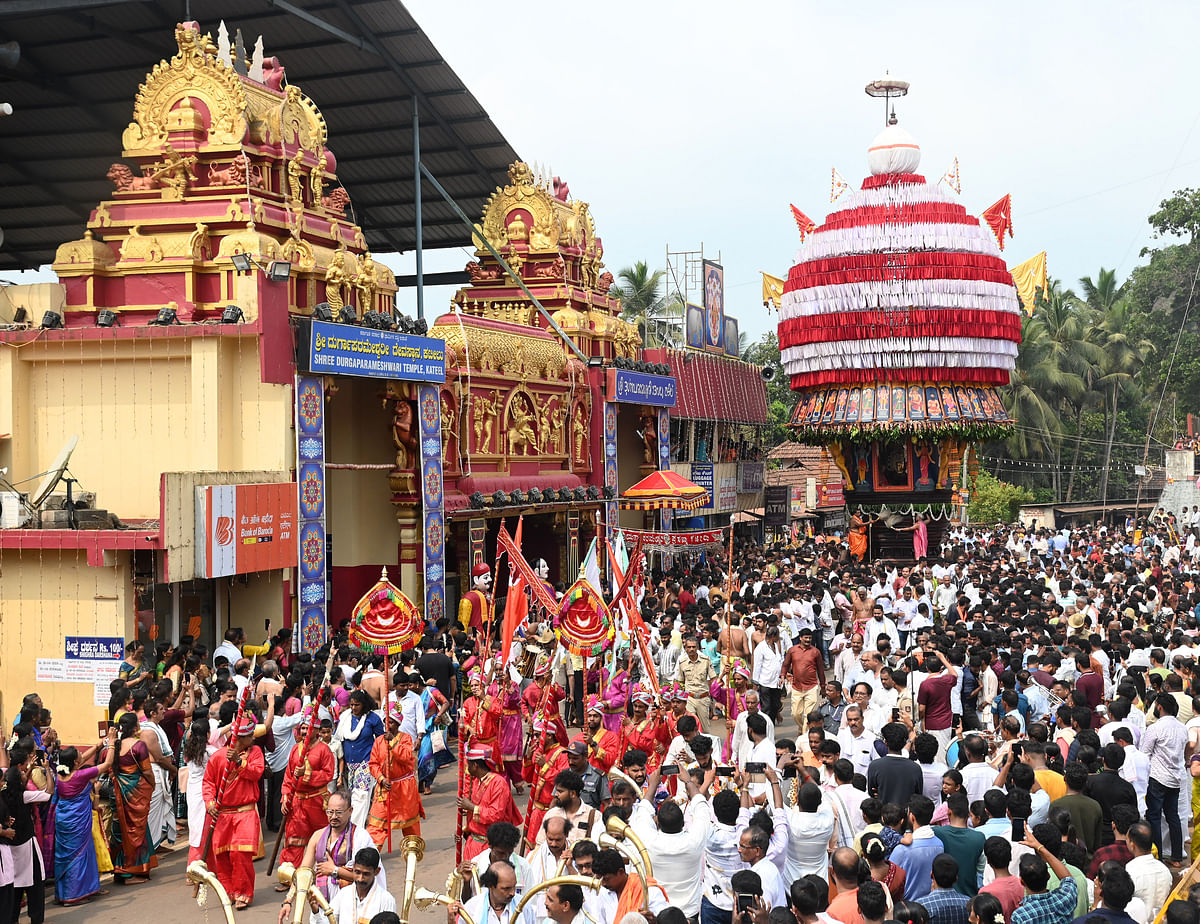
95,309,119,328
40,310,63,330
150,307,179,325
221,305,244,324
230,253,253,273
587,356,604,368
267,261,292,282
312,302,333,322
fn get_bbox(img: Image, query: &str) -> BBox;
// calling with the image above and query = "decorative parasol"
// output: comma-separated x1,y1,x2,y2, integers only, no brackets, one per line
617,469,710,510
348,567,424,656
554,578,615,657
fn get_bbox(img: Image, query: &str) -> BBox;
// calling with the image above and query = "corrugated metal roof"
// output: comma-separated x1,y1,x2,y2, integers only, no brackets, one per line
0,0,520,270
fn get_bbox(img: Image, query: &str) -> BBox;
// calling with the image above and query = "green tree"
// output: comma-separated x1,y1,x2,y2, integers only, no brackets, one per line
968,471,1033,525
610,261,681,347
743,331,797,449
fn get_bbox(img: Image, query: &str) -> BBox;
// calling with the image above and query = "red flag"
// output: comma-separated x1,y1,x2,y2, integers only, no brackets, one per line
499,518,528,665
790,204,816,241
982,195,1014,250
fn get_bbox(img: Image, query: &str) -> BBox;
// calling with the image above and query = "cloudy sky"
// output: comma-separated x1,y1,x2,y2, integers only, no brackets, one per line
397,0,1200,343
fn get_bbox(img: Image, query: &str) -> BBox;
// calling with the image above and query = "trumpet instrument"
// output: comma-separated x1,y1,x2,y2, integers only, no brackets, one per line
398,835,426,924
513,876,602,919
605,815,655,880
187,860,236,924
414,888,477,924
277,862,339,924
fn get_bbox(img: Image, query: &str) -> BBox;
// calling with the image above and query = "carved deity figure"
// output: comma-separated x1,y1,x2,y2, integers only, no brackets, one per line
572,408,589,464
548,404,566,454
536,399,556,453
355,251,377,313
324,249,351,314
506,212,529,243
150,146,197,200
508,398,536,457
473,389,500,454
287,150,306,205
309,151,326,199
392,400,417,471
441,394,458,467
640,412,659,465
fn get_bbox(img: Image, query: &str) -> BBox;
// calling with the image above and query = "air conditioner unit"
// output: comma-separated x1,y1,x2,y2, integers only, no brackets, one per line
0,492,30,528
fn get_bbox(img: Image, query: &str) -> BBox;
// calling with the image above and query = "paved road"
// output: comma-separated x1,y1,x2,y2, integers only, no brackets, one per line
43,781,460,924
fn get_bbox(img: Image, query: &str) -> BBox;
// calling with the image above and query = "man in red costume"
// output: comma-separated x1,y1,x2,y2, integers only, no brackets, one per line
521,660,568,747
457,746,520,862
522,712,570,850
461,667,504,768
457,562,493,636
278,707,336,870
620,686,668,772
366,702,423,843
203,716,265,910
573,695,621,774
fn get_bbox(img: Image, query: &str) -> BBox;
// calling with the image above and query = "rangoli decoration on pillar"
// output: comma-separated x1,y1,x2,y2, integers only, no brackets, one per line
417,383,445,628
296,374,328,650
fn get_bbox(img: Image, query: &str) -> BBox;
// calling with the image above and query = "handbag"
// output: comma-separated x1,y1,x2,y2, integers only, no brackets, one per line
430,729,447,753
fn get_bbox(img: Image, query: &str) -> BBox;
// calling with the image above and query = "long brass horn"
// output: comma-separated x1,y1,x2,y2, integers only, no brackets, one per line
186,860,236,924
278,862,338,924
604,815,655,879
513,875,602,920
398,835,426,924
414,887,478,924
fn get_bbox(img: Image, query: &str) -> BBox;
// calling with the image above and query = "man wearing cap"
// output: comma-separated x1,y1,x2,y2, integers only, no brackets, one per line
575,695,621,774
621,686,668,772
677,637,716,734
521,660,567,746
366,701,423,845
523,714,570,848
279,706,337,870
565,739,610,810
458,746,521,862
459,562,493,635
462,668,504,769
202,715,265,910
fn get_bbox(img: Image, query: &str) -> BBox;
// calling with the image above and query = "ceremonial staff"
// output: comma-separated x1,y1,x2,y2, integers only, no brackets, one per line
199,682,254,861
267,672,332,872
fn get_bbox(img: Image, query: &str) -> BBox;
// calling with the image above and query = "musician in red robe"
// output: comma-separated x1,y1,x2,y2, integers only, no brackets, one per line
366,703,424,844
522,713,570,850
461,668,504,768
572,696,621,774
457,746,521,862
202,716,265,910
620,687,667,772
457,562,493,635
279,708,336,868
521,661,568,748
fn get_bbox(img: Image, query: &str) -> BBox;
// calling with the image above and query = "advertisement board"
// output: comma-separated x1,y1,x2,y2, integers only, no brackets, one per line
717,473,738,511
738,462,765,493
790,486,804,518
702,260,725,353
195,482,298,579
301,319,446,382
65,637,124,661
690,462,715,510
686,304,705,349
605,368,677,407
764,485,790,526
817,483,845,507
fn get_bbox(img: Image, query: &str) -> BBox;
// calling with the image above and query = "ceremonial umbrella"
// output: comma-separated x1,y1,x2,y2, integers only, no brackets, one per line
348,566,425,656
555,578,615,657
617,468,710,510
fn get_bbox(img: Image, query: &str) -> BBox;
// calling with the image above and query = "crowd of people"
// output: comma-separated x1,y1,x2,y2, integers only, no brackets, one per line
5,512,1200,924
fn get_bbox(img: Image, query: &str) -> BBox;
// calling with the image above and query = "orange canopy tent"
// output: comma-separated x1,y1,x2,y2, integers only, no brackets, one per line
617,469,710,510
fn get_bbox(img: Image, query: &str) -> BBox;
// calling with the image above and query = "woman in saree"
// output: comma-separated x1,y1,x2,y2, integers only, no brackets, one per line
53,733,116,905
109,712,158,882
416,676,452,794
894,512,930,560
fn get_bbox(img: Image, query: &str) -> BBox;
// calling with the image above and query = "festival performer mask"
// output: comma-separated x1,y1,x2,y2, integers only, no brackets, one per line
472,562,493,593
535,558,550,580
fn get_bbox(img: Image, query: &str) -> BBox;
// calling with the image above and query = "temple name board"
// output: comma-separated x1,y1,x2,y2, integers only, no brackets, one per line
300,319,446,382
605,368,676,406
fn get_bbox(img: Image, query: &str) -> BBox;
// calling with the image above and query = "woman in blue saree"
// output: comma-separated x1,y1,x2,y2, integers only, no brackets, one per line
416,676,453,793
53,733,115,905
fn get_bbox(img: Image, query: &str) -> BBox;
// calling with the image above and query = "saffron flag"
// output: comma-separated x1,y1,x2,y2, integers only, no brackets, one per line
790,204,817,240
1009,251,1048,316
940,157,961,194
982,195,1014,250
762,273,786,310
498,519,527,665
831,168,851,202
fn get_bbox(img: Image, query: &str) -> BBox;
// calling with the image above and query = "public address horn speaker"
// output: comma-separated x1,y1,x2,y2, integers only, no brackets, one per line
761,366,776,382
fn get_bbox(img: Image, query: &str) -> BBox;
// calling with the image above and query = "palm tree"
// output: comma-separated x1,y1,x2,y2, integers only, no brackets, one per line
1092,298,1154,502
1002,313,1073,470
610,261,681,347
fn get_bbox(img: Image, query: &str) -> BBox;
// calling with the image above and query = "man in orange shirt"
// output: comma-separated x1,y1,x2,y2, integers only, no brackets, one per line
366,702,423,844
782,627,826,736
202,716,264,910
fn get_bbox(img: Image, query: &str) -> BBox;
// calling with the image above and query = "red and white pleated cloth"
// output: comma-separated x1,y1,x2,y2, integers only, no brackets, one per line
778,126,1022,393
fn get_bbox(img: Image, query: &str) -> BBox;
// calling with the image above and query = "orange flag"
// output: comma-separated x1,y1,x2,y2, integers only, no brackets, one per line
499,518,527,665
790,205,816,241
982,195,1014,250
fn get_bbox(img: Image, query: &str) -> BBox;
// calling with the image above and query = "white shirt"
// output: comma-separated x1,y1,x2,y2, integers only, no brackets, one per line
783,804,837,883
745,737,777,798
213,640,242,667
461,893,537,924
631,794,711,916
1120,744,1151,815
863,616,899,650
752,640,785,689
960,761,997,805
731,711,776,770
837,727,877,778
1126,854,1172,912
752,855,789,910
331,880,395,924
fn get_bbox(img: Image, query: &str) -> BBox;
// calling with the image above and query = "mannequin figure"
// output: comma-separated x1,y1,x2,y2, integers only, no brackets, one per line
458,563,493,635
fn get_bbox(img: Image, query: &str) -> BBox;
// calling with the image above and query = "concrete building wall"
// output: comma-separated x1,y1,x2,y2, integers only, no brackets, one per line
0,548,133,744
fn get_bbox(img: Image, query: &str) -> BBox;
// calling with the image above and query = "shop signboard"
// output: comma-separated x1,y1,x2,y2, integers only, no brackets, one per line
717,473,738,511
690,462,715,510
738,462,764,493
195,482,298,579
790,486,804,518
605,368,677,406
818,483,845,507
301,319,446,382
764,485,790,526
65,637,124,660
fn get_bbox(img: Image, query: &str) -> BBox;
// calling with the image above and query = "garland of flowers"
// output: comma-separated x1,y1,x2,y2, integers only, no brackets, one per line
787,418,1012,444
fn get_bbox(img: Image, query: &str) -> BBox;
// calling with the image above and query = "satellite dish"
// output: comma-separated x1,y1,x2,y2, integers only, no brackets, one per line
30,435,78,508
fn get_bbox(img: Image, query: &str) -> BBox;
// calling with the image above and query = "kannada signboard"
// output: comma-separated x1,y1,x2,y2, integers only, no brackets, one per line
605,368,677,406
690,462,715,510
817,483,845,507
301,319,446,382
764,485,790,526
195,482,298,579
65,637,123,661
621,527,726,551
